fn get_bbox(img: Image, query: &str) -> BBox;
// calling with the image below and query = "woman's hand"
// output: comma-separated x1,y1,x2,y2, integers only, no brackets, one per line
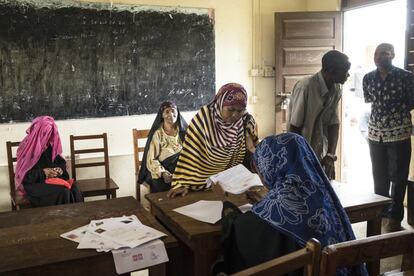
167,187,189,198
245,133,256,153
43,168,58,178
211,182,226,195
53,167,63,176
162,172,173,183
245,187,267,204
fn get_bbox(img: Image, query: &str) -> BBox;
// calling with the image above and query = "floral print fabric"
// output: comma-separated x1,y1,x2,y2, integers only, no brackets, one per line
363,66,414,142
251,133,367,275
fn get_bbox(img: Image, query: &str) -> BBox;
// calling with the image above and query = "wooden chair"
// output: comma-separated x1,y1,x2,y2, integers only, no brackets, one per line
70,133,119,199
319,230,414,276
132,128,151,202
6,141,32,211
231,238,321,276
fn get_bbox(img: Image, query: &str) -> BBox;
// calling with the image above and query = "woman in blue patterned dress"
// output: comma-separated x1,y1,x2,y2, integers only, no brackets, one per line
219,133,367,276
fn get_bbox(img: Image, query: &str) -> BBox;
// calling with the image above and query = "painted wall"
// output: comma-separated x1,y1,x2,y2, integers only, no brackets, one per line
0,0,339,212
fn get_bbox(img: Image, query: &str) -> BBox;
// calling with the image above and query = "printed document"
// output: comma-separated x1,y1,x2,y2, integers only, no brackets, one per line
208,164,263,194
112,239,168,274
173,200,223,224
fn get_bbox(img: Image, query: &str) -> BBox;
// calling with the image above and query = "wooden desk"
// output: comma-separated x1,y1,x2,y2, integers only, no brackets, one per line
0,196,177,276
146,189,391,276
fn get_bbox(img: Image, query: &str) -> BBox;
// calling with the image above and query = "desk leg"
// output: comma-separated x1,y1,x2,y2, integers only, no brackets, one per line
192,238,222,276
366,218,381,276
149,263,166,276
408,181,414,225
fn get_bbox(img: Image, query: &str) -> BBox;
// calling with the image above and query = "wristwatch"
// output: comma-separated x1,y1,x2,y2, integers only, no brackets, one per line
326,153,337,162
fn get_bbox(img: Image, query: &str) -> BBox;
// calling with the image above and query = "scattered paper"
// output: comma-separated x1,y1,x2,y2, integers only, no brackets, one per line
77,230,124,251
112,239,169,274
60,225,88,243
208,164,263,194
173,200,223,224
61,215,169,274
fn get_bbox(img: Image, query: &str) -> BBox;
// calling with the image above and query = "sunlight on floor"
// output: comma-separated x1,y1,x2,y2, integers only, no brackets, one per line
342,0,407,192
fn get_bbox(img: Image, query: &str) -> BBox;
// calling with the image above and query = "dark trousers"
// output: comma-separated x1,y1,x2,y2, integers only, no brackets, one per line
368,138,411,221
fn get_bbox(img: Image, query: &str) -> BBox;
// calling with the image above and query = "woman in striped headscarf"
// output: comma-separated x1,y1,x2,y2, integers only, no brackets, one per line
167,83,259,197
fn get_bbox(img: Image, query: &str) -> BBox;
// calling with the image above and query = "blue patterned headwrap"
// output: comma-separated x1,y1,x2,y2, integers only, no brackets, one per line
252,133,367,276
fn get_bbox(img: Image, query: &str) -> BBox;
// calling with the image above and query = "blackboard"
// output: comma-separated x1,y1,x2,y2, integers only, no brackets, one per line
0,0,215,123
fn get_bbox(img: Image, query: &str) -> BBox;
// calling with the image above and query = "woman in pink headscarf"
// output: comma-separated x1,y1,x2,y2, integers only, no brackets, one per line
15,116,83,207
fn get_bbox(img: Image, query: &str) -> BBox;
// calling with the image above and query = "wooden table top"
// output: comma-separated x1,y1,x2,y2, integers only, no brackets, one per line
0,196,177,274
146,187,392,241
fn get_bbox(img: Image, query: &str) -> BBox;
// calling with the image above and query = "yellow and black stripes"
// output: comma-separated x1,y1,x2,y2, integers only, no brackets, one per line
172,105,248,190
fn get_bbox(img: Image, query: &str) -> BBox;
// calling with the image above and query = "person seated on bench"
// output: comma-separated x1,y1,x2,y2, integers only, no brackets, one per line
14,116,83,207
218,133,367,275
138,102,187,192
168,83,259,197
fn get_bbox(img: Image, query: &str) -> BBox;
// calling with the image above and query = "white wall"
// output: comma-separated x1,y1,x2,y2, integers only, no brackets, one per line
0,0,339,212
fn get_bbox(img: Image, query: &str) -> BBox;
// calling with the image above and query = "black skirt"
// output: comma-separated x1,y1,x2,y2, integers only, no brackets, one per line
219,201,302,275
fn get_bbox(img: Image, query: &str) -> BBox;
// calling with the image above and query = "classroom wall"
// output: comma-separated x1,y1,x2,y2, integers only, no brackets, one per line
0,0,339,212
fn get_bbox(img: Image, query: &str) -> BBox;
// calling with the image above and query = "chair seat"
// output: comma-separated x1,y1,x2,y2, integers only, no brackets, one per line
10,192,31,209
75,178,119,197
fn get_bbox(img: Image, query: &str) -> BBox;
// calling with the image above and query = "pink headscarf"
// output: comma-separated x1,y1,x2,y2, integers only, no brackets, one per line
210,83,248,147
15,116,63,195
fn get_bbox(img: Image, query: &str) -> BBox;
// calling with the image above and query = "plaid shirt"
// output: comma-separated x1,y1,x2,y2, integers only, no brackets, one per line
363,66,414,142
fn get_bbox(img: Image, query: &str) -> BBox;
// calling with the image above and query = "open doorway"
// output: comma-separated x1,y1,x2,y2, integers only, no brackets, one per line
342,0,407,192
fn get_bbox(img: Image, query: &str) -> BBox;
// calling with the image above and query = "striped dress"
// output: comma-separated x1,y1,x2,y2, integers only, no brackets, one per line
172,104,256,190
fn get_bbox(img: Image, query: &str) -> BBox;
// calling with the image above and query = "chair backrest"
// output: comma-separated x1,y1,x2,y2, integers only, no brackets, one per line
132,129,150,177
6,141,20,199
319,230,414,276
70,133,110,180
232,238,321,276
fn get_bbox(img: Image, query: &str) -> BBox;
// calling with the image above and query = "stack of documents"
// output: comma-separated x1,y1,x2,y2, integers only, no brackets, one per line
61,215,169,274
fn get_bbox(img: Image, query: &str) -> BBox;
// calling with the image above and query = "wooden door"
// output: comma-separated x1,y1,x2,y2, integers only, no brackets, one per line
274,11,343,177
406,0,414,73
275,11,343,133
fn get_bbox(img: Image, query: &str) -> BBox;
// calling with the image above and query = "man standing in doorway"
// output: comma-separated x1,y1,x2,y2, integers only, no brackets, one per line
363,43,414,232
288,50,351,180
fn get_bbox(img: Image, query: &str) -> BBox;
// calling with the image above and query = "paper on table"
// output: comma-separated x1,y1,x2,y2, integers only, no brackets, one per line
112,239,169,274
77,215,142,250
77,229,124,251
173,200,223,224
60,225,88,243
208,164,263,194
88,217,166,248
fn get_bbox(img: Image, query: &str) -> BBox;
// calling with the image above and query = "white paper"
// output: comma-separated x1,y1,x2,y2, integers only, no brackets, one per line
173,200,223,224
208,164,263,194
77,216,144,250
112,239,169,274
77,230,124,251
87,216,166,248
238,203,253,213
60,225,88,243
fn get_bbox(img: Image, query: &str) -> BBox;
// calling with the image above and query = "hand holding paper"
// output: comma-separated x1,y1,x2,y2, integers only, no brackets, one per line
208,164,263,194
